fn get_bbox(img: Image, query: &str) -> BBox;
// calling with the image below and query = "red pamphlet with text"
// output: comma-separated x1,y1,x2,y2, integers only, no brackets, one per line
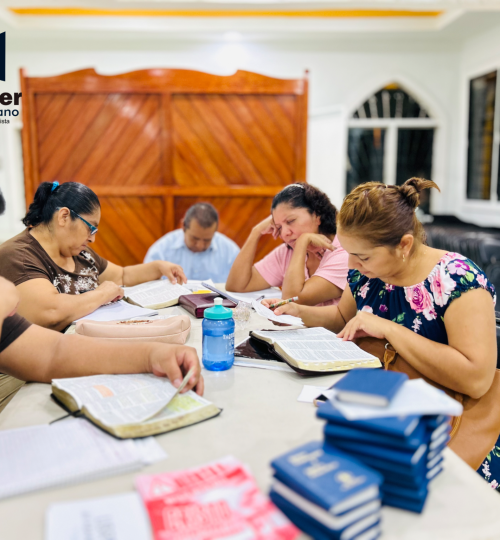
135,456,299,540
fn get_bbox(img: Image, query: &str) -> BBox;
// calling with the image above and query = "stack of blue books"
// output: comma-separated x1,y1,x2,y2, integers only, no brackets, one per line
317,400,451,513
269,441,383,540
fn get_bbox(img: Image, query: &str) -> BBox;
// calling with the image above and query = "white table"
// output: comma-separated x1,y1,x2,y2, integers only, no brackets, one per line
0,306,499,540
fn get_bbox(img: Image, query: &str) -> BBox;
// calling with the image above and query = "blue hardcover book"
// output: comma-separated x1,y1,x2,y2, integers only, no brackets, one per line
324,420,428,451
428,437,449,460
331,439,428,467
382,492,427,513
425,414,450,430
317,400,421,438
271,479,381,531
430,420,451,441
270,441,382,516
270,490,381,540
333,368,408,407
324,441,427,477
382,481,428,501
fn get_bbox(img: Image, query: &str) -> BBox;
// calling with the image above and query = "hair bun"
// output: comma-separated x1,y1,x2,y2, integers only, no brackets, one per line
399,177,440,209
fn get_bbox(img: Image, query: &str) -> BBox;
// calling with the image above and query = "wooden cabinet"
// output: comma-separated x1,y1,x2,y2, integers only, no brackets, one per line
21,68,308,265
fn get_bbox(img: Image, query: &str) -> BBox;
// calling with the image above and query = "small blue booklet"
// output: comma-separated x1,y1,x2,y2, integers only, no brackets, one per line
317,400,421,438
270,441,382,516
333,368,408,407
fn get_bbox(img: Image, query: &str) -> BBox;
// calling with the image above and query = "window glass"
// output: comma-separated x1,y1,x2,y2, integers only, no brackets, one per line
467,71,497,200
396,128,434,214
346,128,386,194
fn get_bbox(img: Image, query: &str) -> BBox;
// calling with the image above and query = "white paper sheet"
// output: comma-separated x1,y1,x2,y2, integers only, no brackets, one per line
46,492,152,540
0,418,165,500
328,378,463,420
185,279,215,292
233,360,295,373
228,288,282,303
75,300,158,323
124,281,192,308
297,385,329,403
251,299,303,326
52,374,185,428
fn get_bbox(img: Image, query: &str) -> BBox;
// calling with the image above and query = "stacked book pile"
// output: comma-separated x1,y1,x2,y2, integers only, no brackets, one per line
316,369,455,513
269,440,383,540
319,402,451,513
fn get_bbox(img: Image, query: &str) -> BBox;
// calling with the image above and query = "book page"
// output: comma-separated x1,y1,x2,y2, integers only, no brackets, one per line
251,299,303,326
75,300,158,323
253,327,336,343
143,391,212,424
124,281,191,307
53,374,184,428
228,288,282,303
276,339,376,362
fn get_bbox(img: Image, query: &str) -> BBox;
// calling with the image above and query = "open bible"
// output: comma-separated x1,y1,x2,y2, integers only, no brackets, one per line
242,327,382,374
123,281,192,310
51,374,221,439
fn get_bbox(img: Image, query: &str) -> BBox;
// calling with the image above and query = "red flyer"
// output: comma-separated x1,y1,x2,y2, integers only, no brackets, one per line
135,456,299,540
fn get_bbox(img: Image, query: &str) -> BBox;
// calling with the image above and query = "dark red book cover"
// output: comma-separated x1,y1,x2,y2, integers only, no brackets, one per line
178,293,237,318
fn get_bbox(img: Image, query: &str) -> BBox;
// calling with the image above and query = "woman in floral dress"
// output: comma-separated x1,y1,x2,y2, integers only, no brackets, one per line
269,178,499,488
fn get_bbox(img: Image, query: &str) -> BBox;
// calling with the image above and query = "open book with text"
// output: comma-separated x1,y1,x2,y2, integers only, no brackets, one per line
123,280,192,309
247,327,382,374
51,374,221,438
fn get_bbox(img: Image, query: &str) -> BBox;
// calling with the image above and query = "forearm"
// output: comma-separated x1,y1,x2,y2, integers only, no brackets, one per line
281,241,308,299
19,289,107,332
226,230,261,291
384,322,493,398
297,304,345,333
123,262,161,286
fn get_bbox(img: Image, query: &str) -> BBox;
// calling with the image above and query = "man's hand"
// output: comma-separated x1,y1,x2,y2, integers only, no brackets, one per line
157,262,187,285
0,277,20,321
147,344,204,395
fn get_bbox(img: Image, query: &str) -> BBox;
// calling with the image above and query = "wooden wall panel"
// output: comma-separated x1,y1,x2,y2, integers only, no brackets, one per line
34,93,163,187
21,68,308,265
172,95,296,187
173,196,282,261
92,197,164,266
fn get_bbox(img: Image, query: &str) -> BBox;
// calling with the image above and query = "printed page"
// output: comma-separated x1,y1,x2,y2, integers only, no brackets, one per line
229,288,282,303
46,492,152,540
251,299,303,326
253,327,336,343
142,391,212,424
0,419,144,500
53,374,183,427
276,339,376,362
124,281,191,307
75,300,158,323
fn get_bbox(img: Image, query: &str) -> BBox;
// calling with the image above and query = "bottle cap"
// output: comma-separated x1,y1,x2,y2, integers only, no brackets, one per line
204,297,233,320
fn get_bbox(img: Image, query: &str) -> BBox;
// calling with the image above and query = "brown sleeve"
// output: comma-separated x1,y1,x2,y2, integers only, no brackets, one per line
86,247,109,275
0,243,52,287
0,314,32,354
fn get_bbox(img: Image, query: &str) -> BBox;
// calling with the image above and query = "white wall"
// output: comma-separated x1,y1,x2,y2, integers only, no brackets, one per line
456,22,500,228
0,37,463,239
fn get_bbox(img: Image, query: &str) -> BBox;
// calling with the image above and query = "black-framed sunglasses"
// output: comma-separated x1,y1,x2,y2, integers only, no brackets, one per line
57,207,98,235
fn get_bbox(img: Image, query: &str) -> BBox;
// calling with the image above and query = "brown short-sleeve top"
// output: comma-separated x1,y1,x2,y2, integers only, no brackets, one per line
0,229,108,295
0,313,31,354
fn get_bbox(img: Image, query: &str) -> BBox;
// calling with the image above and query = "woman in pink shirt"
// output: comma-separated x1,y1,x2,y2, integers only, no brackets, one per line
226,183,349,306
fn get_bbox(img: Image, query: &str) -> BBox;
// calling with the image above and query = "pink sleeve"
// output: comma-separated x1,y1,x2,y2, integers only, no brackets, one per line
313,246,349,291
254,244,290,287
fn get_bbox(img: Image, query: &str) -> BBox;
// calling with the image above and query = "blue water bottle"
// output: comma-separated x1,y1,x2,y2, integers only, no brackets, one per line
202,298,235,371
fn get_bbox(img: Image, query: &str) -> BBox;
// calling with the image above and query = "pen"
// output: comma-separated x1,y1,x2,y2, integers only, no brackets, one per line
255,295,265,303
269,296,299,309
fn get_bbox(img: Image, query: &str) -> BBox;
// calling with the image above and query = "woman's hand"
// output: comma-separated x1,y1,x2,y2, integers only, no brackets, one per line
0,277,20,320
261,297,284,310
148,344,204,395
95,281,125,304
273,301,303,318
253,216,280,240
297,233,335,260
337,310,390,341
157,262,187,285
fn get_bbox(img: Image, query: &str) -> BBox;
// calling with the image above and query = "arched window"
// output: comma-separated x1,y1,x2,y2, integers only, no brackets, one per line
346,83,437,214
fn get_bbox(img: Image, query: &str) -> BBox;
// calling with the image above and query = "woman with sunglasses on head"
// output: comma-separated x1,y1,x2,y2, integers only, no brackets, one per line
0,182,187,331
226,183,349,307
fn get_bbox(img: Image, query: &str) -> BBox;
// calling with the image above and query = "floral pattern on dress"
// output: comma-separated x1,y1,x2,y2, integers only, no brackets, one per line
52,250,101,295
347,252,498,487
